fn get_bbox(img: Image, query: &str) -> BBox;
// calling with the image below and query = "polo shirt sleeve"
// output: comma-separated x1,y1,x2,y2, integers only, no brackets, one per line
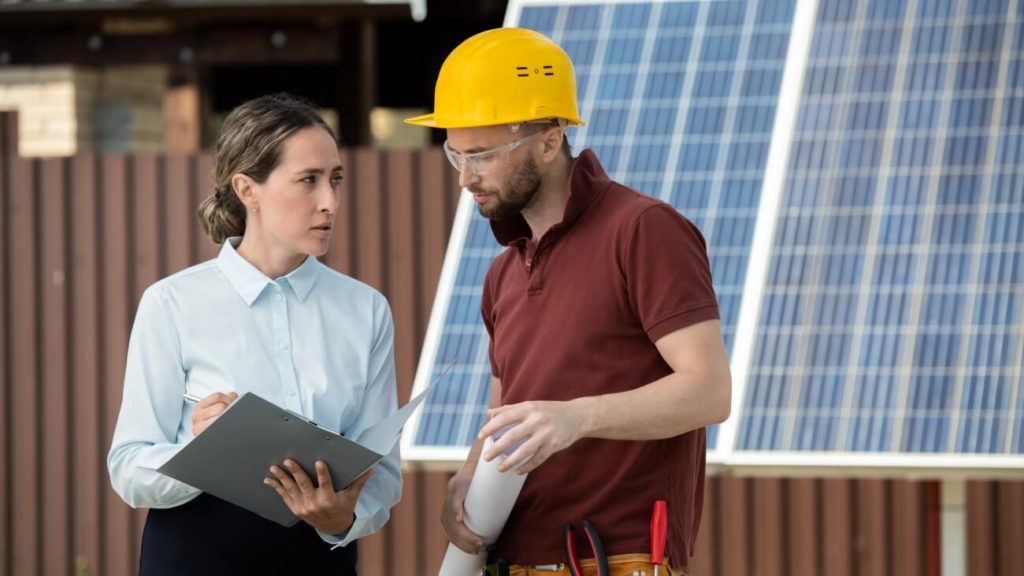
623,204,720,342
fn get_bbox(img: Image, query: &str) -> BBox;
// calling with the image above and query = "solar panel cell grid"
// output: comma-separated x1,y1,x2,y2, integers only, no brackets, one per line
738,0,1024,456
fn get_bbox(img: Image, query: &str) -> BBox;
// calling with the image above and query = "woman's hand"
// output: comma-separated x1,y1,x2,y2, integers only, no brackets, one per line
265,459,374,535
191,391,239,437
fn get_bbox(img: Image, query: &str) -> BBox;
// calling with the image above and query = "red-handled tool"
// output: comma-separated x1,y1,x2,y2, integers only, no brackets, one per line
564,520,608,576
651,500,667,576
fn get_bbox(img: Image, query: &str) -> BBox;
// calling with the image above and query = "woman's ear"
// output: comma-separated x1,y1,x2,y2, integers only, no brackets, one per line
231,173,259,212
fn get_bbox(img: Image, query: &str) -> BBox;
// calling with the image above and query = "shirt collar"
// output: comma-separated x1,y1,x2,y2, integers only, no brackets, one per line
284,252,320,301
216,238,320,305
490,148,611,247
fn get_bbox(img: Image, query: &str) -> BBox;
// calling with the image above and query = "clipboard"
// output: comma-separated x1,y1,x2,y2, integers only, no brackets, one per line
157,367,447,527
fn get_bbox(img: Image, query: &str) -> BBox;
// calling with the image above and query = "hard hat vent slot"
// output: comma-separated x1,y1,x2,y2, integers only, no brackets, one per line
514,65,556,77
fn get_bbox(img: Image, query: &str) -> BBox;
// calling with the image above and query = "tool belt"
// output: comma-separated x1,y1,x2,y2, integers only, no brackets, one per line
485,554,676,576
485,511,679,576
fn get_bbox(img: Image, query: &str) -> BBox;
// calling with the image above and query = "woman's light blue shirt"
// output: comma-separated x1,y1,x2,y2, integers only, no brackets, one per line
108,238,402,547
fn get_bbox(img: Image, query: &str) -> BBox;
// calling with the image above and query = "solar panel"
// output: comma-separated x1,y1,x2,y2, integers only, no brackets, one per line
728,0,1024,465
404,0,797,461
405,0,1024,470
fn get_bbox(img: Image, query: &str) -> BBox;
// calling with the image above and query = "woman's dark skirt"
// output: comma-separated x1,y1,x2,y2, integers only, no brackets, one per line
139,493,357,576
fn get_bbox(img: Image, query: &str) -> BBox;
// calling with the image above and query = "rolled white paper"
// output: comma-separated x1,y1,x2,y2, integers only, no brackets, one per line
438,435,528,576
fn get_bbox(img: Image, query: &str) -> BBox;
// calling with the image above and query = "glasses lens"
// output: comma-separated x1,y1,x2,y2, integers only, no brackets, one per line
442,141,464,172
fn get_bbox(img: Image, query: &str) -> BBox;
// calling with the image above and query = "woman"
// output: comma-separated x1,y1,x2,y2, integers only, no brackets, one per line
107,93,401,575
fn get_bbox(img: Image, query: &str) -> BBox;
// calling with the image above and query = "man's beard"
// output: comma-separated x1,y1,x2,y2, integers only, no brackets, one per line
473,156,542,220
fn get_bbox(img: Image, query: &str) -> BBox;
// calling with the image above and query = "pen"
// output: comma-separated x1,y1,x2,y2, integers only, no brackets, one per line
183,391,203,404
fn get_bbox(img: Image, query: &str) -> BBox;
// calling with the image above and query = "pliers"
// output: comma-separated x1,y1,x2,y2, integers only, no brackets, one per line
563,519,609,576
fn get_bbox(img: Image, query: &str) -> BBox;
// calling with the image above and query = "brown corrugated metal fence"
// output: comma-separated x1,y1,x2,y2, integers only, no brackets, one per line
1,111,1023,575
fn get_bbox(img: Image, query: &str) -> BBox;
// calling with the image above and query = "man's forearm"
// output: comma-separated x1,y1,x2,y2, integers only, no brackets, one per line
574,368,730,441
576,319,731,441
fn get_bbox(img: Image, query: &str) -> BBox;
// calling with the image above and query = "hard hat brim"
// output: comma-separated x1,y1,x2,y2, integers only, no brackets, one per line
404,113,585,129
403,113,438,127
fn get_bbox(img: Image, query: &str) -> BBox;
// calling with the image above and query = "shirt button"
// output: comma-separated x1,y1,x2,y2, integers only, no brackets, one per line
280,341,289,350
275,294,284,302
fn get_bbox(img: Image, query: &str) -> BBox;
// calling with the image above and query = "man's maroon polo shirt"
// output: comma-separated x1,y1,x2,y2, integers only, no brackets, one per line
482,149,720,567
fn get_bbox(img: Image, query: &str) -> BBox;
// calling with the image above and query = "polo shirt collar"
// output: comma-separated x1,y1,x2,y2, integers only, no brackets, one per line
216,238,319,306
490,148,611,247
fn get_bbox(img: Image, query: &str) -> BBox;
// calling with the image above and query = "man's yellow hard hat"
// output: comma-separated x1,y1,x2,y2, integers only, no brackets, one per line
405,27,585,128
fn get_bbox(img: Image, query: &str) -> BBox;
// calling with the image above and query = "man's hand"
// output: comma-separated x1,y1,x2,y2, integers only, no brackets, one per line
441,467,486,553
265,459,373,535
477,399,587,475
191,391,239,437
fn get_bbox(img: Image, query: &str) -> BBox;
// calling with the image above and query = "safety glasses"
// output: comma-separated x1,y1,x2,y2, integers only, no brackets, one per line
442,130,545,176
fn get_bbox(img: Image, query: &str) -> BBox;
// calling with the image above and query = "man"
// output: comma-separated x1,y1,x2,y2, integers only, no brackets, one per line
406,28,731,575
